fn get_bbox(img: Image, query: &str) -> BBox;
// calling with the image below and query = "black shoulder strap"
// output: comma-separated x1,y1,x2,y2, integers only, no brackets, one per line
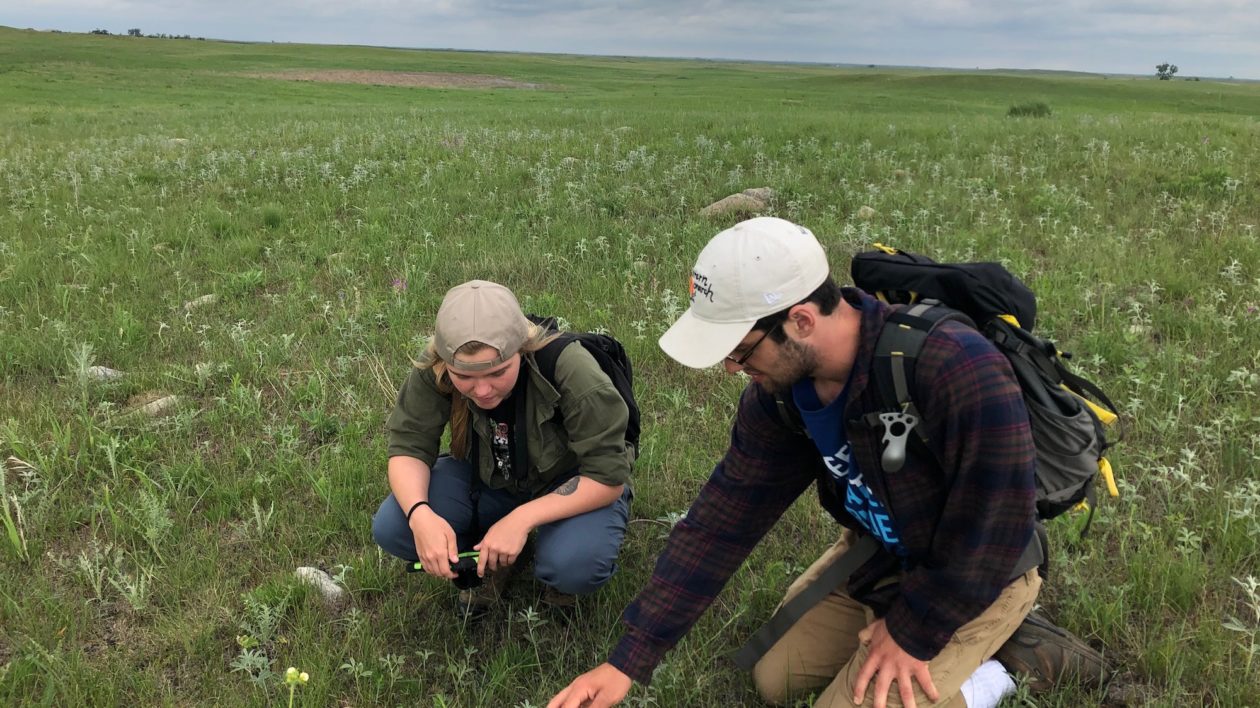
512,383,529,482
525,314,569,383
730,535,880,670
513,334,576,473
773,393,809,438
869,301,973,472
530,333,576,384
873,301,973,411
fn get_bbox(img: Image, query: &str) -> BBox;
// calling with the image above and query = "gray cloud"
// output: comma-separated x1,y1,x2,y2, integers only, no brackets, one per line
6,0,1258,77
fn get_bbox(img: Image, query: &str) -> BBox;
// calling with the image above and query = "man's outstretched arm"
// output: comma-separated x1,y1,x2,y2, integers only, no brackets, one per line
550,383,822,702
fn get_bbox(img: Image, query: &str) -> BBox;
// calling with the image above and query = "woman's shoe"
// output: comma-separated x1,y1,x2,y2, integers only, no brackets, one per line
454,563,517,619
540,585,577,611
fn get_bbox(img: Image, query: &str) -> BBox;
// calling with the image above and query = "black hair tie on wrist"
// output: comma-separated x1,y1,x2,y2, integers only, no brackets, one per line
405,500,430,521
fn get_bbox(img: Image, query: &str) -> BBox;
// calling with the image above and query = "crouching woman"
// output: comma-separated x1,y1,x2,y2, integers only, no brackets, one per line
372,280,634,614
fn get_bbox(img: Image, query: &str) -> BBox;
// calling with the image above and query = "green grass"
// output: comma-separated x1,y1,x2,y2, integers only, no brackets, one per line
1007,101,1052,118
2,25,1259,706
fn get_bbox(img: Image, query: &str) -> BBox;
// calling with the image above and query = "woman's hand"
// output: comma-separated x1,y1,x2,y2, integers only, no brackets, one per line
409,508,460,580
475,512,533,576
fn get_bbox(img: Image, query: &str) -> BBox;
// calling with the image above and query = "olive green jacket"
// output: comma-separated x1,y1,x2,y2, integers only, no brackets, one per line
386,342,634,497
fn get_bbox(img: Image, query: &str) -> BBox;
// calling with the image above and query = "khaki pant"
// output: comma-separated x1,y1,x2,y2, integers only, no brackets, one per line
752,530,1041,707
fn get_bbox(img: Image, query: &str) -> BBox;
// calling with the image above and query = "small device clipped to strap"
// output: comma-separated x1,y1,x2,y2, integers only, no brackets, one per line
869,300,972,475
877,411,918,473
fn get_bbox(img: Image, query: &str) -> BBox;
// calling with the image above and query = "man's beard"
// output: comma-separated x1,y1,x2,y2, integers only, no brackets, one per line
754,336,818,394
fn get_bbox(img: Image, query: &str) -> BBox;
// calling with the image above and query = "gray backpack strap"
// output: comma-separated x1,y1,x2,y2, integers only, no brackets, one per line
1012,522,1048,579
881,300,942,408
729,535,880,671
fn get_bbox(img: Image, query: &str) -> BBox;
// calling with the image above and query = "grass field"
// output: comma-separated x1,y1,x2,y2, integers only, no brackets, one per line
1,25,1258,706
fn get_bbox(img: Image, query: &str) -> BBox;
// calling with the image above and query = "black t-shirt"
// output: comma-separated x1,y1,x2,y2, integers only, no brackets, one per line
480,370,529,482
486,396,514,480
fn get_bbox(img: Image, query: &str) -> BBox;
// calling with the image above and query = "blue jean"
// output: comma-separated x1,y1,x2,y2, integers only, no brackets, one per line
372,456,631,595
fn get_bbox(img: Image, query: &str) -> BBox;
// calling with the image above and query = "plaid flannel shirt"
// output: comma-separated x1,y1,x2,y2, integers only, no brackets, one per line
608,288,1036,684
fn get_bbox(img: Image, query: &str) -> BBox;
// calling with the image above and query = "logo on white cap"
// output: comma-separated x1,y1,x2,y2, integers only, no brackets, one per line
689,273,715,303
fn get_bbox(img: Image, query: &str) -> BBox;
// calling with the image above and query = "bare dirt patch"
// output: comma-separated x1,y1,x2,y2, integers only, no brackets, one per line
243,69,542,90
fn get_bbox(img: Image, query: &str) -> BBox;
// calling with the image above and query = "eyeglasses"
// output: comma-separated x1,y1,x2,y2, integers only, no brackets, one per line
726,322,781,366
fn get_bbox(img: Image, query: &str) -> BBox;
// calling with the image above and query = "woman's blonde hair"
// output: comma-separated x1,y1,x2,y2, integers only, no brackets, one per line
415,322,557,460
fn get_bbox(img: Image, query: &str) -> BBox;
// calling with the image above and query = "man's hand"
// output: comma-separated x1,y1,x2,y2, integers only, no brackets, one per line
547,663,632,708
410,508,459,581
853,619,939,708
474,511,532,576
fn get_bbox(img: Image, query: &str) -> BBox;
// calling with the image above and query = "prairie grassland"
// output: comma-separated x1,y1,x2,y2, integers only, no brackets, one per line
1,26,1258,707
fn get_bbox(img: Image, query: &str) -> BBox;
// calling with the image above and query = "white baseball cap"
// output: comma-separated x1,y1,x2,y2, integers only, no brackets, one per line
659,217,831,368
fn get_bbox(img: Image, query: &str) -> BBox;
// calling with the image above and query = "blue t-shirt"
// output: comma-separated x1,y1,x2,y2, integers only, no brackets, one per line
792,378,908,558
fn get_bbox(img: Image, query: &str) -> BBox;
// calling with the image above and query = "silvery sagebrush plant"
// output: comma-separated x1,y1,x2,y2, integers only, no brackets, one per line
1222,575,1260,675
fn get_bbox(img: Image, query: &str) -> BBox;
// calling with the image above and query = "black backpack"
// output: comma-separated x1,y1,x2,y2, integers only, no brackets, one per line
779,245,1120,531
527,315,641,457
857,245,1120,525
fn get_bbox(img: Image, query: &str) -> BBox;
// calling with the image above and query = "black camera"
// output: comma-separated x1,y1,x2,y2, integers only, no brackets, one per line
408,554,483,590
450,556,482,590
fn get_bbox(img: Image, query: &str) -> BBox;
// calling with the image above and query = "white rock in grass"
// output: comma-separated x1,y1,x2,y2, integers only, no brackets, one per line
126,392,181,417
295,567,348,613
740,187,776,203
183,294,218,310
857,205,877,220
4,456,36,474
140,396,179,416
700,187,776,218
86,366,125,382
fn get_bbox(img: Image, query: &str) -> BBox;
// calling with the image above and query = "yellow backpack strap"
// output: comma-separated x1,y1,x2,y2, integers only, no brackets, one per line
1099,457,1119,497
877,290,920,304
872,242,899,255
1061,385,1120,426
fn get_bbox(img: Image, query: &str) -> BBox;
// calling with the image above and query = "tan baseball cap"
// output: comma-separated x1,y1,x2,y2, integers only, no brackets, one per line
659,217,830,368
433,280,532,371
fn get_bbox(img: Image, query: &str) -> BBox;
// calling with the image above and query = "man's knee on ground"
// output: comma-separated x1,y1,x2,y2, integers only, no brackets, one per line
751,655,800,706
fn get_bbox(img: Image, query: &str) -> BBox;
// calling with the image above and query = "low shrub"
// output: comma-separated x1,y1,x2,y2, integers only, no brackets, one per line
1007,101,1052,118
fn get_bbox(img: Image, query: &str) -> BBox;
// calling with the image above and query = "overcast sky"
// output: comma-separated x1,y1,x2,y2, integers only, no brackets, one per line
7,0,1260,79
